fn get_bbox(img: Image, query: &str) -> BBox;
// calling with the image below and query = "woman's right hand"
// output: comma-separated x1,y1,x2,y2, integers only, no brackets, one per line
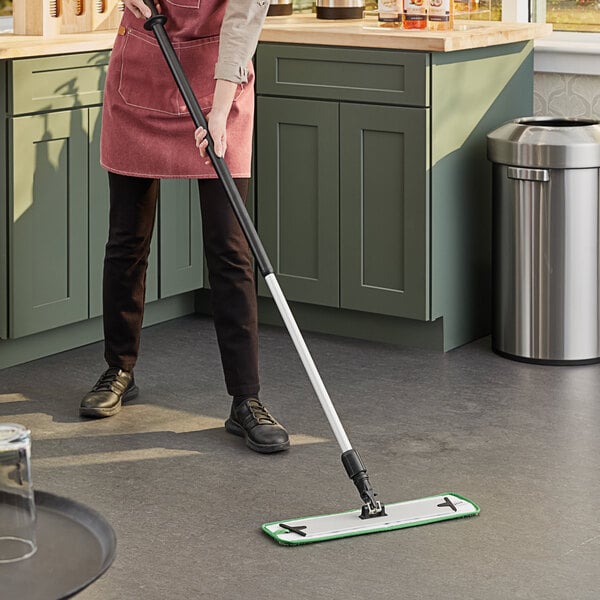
124,0,160,19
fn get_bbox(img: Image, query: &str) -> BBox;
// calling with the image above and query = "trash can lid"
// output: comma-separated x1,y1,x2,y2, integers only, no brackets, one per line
487,117,600,169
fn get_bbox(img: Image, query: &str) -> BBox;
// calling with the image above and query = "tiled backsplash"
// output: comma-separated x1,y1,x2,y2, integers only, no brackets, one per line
534,73,600,118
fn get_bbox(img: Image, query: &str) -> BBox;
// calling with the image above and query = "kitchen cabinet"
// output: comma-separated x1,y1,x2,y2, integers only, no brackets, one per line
340,102,428,320
255,41,534,349
257,95,428,319
3,51,158,338
256,45,431,322
10,108,90,337
9,103,160,333
256,96,340,307
0,21,542,362
1,50,201,358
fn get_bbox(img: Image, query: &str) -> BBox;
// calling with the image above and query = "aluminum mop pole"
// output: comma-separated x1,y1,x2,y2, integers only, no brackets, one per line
141,0,384,517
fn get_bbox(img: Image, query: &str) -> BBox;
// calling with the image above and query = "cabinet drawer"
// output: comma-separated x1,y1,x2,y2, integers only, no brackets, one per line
9,51,110,115
256,43,429,107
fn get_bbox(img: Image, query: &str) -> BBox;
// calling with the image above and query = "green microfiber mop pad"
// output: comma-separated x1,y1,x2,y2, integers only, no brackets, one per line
262,492,479,545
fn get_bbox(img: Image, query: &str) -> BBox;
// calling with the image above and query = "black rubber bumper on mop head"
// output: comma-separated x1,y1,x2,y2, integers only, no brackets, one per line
341,449,386,518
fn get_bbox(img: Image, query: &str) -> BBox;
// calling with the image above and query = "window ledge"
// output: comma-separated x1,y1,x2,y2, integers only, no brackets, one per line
535,31,600,76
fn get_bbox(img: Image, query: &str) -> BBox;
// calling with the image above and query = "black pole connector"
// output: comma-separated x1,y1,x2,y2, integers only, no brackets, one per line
341,449,386,519
140,0,274,277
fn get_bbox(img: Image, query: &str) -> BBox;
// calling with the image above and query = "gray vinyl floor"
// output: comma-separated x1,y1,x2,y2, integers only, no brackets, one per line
1,314,599,599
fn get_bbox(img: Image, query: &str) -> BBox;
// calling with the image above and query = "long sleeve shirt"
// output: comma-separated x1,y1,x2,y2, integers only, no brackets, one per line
214,0,270,84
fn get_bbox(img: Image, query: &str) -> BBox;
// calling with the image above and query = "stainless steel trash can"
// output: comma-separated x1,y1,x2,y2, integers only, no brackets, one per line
487,117,600,364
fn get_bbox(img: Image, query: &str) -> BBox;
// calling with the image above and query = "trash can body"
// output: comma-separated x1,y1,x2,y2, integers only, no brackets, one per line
488,118,600,364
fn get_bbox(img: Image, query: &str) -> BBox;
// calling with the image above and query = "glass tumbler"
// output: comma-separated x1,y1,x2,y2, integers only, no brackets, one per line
0,424,37,563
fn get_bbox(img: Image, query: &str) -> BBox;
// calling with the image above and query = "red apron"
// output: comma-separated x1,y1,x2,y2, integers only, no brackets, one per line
100,0,254,179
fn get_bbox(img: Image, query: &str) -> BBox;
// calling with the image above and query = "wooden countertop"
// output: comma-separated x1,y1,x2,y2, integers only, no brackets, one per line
260,14,551,52
0,14,551,60
0,30,116,59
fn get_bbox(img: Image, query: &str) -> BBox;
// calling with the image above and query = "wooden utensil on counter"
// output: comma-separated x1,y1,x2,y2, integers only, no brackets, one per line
14,0,123,35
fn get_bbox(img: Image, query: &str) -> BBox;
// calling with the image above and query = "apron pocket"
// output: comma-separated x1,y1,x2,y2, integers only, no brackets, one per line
118,30,245,116
119,29,180,115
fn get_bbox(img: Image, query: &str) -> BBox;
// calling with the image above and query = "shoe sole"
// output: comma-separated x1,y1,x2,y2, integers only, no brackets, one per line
79,385,140,419
225,418,290,454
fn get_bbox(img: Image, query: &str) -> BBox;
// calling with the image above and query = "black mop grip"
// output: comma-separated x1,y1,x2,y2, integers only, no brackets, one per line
141,0,274,277
341,449,366,479
342,450,385,517
342,450,374,501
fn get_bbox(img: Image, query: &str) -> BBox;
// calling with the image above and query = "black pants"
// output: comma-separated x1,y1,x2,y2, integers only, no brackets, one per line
102,172,259,397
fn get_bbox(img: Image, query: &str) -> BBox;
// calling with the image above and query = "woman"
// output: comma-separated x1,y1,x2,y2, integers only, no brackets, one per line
79,0,290,454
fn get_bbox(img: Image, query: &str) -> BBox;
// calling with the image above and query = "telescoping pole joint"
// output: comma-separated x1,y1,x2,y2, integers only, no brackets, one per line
342,450,386,519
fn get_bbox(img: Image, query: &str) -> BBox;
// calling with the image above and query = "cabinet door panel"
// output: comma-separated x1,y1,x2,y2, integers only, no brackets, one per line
0,62,6,339
159,179,203,298
257,96,339,306
340,103,430,320
88,107,158,318
10,110,89,337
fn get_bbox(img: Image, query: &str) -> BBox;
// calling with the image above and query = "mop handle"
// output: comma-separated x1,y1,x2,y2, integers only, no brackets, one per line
140,0,353,454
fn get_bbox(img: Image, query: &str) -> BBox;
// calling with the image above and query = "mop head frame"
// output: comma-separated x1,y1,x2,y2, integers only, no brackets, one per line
262,492,479,545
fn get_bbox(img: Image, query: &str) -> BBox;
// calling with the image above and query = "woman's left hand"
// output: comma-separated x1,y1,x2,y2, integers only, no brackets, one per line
194,79,237,163
195,109,228,162
123,0,160,19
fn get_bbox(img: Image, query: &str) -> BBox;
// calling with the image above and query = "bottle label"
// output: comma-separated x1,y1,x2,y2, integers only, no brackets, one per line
429,0,450,20
403,0,426,17
378,0,401,21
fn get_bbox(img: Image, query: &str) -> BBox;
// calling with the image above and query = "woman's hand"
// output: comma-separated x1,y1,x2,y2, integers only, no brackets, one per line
124,0,160,19
194,79,238,162
195,111,228,161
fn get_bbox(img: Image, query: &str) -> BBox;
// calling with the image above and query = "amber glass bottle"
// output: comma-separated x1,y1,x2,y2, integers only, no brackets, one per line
402,0,427,29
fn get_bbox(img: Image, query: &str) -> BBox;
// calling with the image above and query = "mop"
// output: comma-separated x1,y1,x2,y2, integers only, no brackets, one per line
141,1,480,545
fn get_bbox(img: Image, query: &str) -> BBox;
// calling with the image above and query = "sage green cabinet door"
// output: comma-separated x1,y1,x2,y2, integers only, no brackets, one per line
88,107,158,318
159,179,204,298
0,62,7,340
256,96,339,306
10,110,89,338
340,103,430,320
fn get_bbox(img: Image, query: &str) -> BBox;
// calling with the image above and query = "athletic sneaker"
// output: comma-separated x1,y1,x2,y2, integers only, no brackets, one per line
79,367,139,418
